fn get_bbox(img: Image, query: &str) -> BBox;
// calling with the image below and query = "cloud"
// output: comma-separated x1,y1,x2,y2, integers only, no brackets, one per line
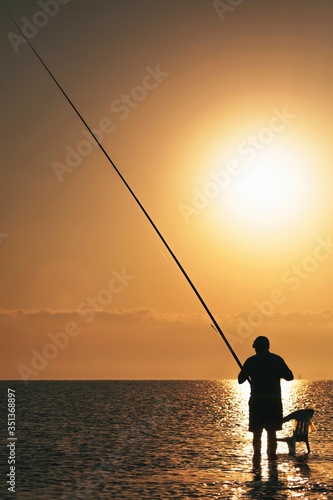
0,308,332,380
230,309,333,325
0,307,205,322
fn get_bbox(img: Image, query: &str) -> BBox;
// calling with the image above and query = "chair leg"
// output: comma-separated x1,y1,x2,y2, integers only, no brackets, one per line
286,437,296,455
306,439,311,454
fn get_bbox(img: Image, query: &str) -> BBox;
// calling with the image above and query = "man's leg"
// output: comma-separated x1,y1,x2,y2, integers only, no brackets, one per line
253,429,263,455
267,429,277,458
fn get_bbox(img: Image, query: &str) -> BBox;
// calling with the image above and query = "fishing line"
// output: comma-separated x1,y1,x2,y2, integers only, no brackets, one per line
8,12,243,370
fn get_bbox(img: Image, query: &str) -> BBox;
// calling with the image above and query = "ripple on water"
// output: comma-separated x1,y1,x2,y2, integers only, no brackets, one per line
0,380,332,499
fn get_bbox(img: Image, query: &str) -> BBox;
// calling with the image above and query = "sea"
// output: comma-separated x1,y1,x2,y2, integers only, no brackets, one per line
0,380,332,499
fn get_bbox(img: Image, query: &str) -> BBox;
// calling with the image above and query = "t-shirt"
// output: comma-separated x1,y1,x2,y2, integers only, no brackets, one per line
238,351,293,397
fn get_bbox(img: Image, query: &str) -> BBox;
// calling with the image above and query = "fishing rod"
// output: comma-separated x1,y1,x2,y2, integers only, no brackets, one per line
8,13,243,371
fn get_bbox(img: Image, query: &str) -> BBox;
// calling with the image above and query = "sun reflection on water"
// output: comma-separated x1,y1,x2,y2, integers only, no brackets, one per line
205,380,332,499
230,379,317,457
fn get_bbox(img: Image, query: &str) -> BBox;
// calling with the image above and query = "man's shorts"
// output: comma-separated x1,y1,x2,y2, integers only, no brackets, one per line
249,395,283,432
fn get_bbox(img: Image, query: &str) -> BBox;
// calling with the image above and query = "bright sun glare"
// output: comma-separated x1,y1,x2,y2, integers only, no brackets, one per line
223,145,316,230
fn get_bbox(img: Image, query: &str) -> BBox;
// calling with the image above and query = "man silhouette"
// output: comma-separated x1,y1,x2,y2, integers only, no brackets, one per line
238,336,294,459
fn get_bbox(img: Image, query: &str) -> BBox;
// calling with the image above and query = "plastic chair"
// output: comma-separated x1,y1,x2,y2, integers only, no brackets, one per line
278,409,315,455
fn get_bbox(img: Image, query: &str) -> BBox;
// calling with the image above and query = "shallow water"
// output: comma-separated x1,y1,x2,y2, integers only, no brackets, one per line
0,380,332,499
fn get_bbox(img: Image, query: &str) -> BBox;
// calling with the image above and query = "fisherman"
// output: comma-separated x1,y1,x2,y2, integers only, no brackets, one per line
238,336,294,459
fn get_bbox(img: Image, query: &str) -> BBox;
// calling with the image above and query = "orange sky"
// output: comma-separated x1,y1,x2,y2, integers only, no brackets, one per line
1,0,333,380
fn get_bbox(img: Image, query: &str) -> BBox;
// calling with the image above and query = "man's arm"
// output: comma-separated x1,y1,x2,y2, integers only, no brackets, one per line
281,359,294,381
238,360,249,384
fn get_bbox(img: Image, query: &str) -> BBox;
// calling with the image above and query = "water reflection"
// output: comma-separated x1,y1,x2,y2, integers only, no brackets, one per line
210,380,331,499
2,380,331,499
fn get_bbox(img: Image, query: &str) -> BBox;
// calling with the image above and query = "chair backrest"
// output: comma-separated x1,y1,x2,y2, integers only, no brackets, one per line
283,408,315,428
293,419,310,440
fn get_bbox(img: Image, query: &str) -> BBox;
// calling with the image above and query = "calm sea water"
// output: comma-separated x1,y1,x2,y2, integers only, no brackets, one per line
0,380,332,499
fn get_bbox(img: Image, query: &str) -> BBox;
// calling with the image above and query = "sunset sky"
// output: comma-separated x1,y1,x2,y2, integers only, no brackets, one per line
1,0,333,380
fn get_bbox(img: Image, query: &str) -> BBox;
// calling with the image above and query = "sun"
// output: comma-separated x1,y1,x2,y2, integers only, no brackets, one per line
222,144,317,231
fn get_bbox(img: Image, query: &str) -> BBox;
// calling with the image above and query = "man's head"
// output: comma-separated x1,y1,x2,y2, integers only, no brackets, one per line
252,336,270,352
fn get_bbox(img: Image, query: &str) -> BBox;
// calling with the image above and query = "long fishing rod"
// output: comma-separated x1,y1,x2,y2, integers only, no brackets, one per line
8,13,243,371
